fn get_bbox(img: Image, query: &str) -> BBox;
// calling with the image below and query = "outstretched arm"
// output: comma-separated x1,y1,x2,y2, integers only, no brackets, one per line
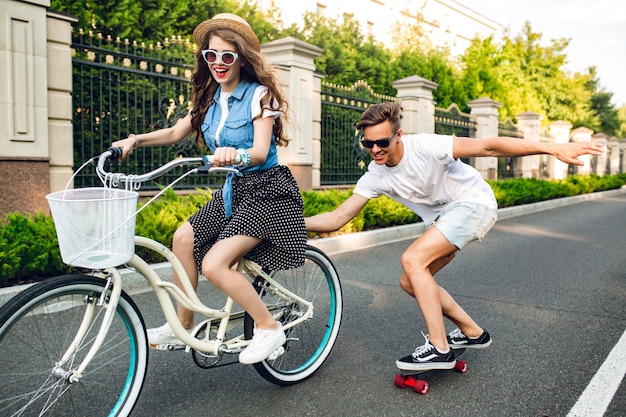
305,193,369,233
112,113,194,161
452,137,605,166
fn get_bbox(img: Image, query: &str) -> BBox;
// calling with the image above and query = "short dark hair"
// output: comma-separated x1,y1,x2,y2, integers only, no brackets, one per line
355,102,401,132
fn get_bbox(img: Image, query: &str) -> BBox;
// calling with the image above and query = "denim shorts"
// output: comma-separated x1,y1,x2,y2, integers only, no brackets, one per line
431,202,498,249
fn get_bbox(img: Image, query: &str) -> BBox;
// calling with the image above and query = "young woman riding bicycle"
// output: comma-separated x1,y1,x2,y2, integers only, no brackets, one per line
113,12,306,364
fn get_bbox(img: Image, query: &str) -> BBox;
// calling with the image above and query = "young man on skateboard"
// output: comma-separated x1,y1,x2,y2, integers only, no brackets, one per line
305,101,604,371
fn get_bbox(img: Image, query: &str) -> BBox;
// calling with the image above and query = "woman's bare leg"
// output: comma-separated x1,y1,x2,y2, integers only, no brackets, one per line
171,222,198,330
201,235,278,330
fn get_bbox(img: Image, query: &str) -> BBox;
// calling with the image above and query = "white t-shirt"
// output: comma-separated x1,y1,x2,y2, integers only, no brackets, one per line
353,133,497,224
215,85,282,146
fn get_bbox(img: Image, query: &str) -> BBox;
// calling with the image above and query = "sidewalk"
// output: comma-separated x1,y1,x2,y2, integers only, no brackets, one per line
1,186,625,307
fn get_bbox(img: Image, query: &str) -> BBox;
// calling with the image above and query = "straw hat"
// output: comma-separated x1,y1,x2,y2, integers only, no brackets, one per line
193,13,260,52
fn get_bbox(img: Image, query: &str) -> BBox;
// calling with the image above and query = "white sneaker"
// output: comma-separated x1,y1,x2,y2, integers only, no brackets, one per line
147,323,191,349
239,323,286,364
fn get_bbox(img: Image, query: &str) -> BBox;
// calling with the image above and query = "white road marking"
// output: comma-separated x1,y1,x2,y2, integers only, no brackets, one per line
567,329,626,416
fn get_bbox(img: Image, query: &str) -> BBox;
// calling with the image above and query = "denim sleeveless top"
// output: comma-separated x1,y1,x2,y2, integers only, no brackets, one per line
200,80,279,216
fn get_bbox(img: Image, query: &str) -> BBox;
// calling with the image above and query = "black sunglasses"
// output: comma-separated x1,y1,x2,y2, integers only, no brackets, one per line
201,49,239,66
360,131,399,149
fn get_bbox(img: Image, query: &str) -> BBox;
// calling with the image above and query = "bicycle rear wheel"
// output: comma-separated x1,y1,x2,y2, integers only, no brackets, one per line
244,245,342,385
0,275,148,417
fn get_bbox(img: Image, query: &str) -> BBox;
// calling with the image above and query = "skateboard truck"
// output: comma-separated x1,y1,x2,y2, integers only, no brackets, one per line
394,348,468,395
394,360,467,395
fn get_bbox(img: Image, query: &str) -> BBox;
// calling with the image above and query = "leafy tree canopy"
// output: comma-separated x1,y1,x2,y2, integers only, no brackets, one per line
51,1,624,135
50,0,278,43
458,22,614,129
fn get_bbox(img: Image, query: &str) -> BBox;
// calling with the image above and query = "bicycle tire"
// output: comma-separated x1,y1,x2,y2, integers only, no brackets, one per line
244,245,342,385
0,275,148,417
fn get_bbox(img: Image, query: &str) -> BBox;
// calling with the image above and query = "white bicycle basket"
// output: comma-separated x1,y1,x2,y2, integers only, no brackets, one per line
46,187,139,269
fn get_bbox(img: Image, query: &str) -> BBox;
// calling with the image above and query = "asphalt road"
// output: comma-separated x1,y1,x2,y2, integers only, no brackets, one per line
125,192,626,417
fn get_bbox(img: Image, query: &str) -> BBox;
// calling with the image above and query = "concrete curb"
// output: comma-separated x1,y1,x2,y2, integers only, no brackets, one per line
2,186,625,307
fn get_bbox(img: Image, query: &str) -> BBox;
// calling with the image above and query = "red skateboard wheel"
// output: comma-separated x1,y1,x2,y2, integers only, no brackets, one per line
412,379,429,394
395,374,429,395
454,360,468,373
394,374,408,388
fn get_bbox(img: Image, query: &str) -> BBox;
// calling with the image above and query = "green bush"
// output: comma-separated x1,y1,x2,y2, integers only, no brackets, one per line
361,196,420,229
0,213,71,286
134,188,213,263
488,178,571,208
302,188,365,236
1,174,624,286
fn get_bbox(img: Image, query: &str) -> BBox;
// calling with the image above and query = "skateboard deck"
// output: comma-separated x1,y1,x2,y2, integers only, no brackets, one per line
394,348,467,395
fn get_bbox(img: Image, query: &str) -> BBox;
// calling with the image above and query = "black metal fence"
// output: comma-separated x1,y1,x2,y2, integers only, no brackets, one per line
434,104,476,164
498,119,525,178
434,104,476,137
71,30,225,190
320,81,397,185
71,33,526,188
498,119,523,139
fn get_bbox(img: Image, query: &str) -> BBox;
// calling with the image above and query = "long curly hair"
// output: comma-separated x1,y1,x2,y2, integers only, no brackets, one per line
190,28,290,148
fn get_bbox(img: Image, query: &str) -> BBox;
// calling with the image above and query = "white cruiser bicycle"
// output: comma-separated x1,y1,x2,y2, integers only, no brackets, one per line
0,148,343,416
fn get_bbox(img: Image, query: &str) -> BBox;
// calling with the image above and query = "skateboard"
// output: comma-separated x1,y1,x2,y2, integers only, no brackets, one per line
394,348,467,395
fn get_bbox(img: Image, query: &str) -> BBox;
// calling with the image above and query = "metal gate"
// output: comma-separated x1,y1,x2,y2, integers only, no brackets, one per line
320,81,397,185
71,31,224,190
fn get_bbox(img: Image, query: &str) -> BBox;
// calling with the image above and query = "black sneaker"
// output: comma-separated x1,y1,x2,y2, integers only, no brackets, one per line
447,328,492,349
396,334,456,371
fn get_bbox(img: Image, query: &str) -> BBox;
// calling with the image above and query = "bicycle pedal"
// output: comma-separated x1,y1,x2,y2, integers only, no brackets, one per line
268,346,285,361
151,343,186,351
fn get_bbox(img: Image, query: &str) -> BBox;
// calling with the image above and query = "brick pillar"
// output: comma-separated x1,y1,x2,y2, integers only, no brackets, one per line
392,75,438,135
1,0,52,216
592,133,608,175
516,111,542,178
548,121,572,179
262,37,323,190
467,98,501,180
620,139,626,174
47,10,78,194
570,127,593,175
607,137,620,174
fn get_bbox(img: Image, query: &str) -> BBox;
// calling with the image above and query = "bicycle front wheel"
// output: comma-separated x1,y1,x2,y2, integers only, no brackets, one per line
0,275,148,417
244,245,343,385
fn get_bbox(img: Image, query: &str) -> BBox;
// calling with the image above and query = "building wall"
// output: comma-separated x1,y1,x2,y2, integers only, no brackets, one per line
0,1,76,217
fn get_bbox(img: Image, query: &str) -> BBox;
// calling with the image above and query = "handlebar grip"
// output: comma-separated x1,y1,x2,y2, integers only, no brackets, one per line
107,147,123,160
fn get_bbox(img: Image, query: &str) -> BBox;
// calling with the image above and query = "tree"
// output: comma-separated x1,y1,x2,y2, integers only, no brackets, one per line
590,92,621,136
281,12,362,86
460,22,596,125
279,12,398,95
459,36,503,104
50,0,273,44
51,1,624,134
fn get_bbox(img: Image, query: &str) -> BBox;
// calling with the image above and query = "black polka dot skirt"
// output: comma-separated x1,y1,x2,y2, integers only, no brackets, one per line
188,165,306,271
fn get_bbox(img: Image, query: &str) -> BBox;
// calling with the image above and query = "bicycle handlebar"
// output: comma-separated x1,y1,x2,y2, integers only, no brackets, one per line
96,147,240,188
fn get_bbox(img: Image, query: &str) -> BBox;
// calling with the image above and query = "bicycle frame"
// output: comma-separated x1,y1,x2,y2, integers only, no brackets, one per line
54,273,122,382
63,234,314,380
131,235,314,353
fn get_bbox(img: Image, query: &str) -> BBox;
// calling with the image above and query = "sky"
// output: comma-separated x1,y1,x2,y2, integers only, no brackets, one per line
467,0,626,107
